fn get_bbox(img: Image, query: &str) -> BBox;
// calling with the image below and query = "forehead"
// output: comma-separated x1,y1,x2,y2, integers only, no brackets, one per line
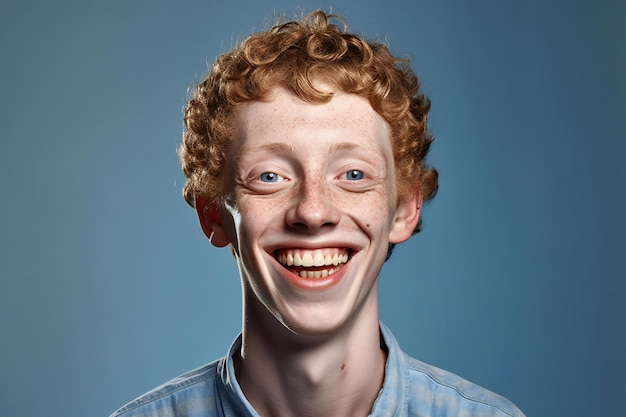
233,86,392,156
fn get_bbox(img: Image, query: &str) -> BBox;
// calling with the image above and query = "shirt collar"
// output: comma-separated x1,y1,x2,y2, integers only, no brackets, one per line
216,334,258,417
370,322,408,416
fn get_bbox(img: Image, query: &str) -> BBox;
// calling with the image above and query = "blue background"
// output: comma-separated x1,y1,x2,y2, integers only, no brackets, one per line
1,1,624,416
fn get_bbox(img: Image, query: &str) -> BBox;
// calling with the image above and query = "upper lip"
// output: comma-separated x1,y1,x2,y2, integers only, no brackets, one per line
264,237,359,252
265,239,358,266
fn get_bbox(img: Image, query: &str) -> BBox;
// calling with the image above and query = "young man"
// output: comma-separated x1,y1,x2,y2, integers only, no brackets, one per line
111,11,524,417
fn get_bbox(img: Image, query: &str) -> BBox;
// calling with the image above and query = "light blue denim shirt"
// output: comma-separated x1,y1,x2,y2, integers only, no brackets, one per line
111,323,525,417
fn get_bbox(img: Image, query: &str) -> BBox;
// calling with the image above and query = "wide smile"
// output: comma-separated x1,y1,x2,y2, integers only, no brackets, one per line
274,248,351,279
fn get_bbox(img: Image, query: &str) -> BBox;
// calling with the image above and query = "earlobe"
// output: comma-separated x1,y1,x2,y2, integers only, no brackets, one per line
196,197,232,248
389,190,422,244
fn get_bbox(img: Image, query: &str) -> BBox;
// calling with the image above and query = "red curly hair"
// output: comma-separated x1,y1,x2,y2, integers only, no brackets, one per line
180,11,438,232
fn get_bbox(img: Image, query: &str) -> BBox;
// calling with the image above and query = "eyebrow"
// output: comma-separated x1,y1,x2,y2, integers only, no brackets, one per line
235,140,387,162
328,142,387,161
234,142,298,165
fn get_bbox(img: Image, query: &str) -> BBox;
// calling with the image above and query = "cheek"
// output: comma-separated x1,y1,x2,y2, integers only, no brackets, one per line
236,196,286,235
335,190,393,230
236,190,280,215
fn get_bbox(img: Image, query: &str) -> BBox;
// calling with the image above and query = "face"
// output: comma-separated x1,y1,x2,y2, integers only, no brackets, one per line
199,86,420,336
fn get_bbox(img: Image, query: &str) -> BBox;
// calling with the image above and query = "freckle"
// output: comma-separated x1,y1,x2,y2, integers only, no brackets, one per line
366,224,370,228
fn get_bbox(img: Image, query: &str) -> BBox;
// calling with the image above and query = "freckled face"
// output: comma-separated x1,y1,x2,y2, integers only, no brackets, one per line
223,86,410,335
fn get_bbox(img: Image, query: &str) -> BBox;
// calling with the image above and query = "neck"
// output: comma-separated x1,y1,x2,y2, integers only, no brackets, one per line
235,292,386,417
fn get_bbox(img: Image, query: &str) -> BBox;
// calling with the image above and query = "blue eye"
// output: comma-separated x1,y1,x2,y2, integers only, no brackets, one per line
345,170,364,181
259,172,280,182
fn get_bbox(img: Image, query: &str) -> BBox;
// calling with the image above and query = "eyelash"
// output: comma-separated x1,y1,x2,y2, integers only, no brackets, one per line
257,170,366,182
259,172,283,183
343,170,365,181
258,170,364,182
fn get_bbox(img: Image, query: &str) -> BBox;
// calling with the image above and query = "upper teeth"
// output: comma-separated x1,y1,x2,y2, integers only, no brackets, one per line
277,250,349,267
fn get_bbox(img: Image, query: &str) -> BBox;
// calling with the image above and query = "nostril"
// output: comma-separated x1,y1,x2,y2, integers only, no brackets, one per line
287,193,340,231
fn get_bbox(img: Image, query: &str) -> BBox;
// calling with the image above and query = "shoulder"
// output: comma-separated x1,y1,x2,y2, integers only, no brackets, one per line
402,353,525,417
110,359,222,417
377,323,525,417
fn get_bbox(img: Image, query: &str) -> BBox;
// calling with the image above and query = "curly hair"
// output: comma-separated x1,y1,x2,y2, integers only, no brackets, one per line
180,10,438,233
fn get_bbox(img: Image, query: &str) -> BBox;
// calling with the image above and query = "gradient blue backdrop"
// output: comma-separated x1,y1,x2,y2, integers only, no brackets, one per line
1,1,624,416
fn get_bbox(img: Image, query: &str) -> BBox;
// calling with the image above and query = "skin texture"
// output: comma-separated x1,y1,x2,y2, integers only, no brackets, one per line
196,86,421,417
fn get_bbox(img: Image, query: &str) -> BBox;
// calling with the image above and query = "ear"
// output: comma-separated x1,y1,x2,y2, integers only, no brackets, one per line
195,196,232,248
389,189,422,244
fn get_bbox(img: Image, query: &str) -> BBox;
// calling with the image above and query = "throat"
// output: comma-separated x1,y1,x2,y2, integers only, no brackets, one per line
237,315,387,417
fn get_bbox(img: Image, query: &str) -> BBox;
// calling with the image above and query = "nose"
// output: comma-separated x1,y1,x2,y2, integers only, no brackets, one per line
286,177,340,232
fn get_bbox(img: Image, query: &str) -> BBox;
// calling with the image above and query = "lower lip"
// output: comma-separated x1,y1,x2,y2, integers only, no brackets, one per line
276,261,348,291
